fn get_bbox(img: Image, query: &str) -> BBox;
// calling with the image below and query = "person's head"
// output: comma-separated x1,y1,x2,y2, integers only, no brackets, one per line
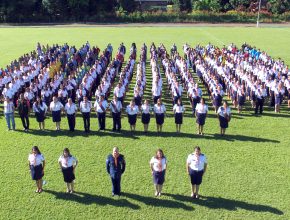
32,146,41,155
19,93,24,100
100,95,104,101
200,98,205,105
68,98,72,104
112,147,119,157
177,98,182,105
194,146,201,156
157,98,162,105
53,96,58,102
156,149,164,159
63,148,71,157
36,97,41,103
223,101,228,108
130,100,135,106
144,99,149,105
83,96,88,102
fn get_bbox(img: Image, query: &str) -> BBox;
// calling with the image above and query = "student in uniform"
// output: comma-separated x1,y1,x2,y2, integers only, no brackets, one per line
49,96,64,131
58,148,78,193
109,95,122,132
186,146,207,199
126,100,139,132
79,96,92,132
217,101,231,136
64,98,78,131
3,97,15,131
150,149,167,197
153,98,166,133
173,98,185,133
255,85,267,114
17,93,30,131
94,95,108,131
106,147,126,196
141,99,151,133
33,97,48,130
195,98,208,135
28,146,45,193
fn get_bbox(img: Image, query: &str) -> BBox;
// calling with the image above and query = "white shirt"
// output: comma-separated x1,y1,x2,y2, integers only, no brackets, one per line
50,101,64,112
58,155,77,168
4,101,14,114
173,104,185,113
217,106,231,118
187,153,207,171
28,154,45,166
109,100,122,113
195,103,208,114
33,102,48,113
126,105,139,115
154,104,166,114
80,101,92,113
141,104,151,114
65,103,77,115
150,157,167,172
94,100,108,113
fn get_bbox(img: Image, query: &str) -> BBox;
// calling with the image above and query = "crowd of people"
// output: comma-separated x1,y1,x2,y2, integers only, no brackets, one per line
1,42,289,135
28,145,207,199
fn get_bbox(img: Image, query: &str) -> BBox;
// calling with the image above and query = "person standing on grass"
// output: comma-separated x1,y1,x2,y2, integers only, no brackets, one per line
33,97,48,130
17,93,30,132
64,98,77,132
186,146,207,199
173,98,185,133
3,97,15,131
49,96,64,131
141,99,151,133
94,95,108,131
153,98,166,133
109,95,122,132
58,148,78,194
150,149,167,197
217,101,231,136
28,146,45,193
106,147,126,197
195,98,208,135
126,100,139,132
79,96,92,133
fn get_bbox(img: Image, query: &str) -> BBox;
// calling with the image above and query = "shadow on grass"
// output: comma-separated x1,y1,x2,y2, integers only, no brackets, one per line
163,193,283,215
44,190,140,209
121,192,193,211
16,128,280,143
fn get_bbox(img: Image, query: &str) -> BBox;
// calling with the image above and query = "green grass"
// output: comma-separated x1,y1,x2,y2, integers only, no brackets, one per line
0,26,290,220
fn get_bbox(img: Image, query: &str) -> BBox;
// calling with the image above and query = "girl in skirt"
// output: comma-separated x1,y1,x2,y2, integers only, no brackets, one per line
33,97,48,130
153,98,166,133
58,148,78,193
195,98,208,135
150,149,167,197
126,100,139,131
141,99,151,133
173,98,185,133
49,96,64,131
217,101,231,136
28,146,45,193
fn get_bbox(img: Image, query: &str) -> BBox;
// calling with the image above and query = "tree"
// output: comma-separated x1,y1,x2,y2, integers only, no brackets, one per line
117,0,136,13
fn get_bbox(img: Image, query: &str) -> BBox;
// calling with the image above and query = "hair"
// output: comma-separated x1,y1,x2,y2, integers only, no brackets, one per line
63,148,72,157
32,146,41,155
155,149,164,158
223,101,228,107
200,98,206,104
194,146,201,151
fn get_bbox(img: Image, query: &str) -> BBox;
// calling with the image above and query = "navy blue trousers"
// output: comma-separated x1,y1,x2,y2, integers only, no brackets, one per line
111,177,121,195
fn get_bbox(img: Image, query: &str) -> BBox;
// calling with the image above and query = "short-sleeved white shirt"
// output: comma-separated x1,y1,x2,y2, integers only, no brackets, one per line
58,155,77,168
150,157,167,172
196,103,208,114
65,103,77,115
187,153,207,171
28,154,45,166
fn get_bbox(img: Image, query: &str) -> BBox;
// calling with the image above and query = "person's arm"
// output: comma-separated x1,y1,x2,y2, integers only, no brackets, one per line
42,160,45,174
121,157,126,174
186,162,190,175
203,163,207,175
106,157,110,174
73,158,78,173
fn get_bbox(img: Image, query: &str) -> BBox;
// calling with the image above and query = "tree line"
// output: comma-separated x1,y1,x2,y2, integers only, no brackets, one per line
0,0,289,23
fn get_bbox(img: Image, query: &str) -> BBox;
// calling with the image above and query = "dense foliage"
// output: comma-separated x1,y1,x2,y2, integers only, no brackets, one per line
0,0,289,22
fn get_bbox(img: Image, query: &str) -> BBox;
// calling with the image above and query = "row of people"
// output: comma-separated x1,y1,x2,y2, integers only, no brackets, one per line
28,146,207,199
4,94,232,135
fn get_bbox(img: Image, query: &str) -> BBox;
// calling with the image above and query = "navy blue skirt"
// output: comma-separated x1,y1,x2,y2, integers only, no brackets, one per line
189,169,204,185
35,111,45,122
30,164,44,181
128,114,137,125
196,112,206,125
134,96,142,106
52,110,61,122
175,112,183,124
238,95,246,106
142,113,150,124
153,170,166,185
62,166,75,183
214,95,222,107
155,113,164,125
219,115,229,128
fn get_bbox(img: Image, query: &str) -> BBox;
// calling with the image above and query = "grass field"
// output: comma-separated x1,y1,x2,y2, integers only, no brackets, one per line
0,26,290,220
